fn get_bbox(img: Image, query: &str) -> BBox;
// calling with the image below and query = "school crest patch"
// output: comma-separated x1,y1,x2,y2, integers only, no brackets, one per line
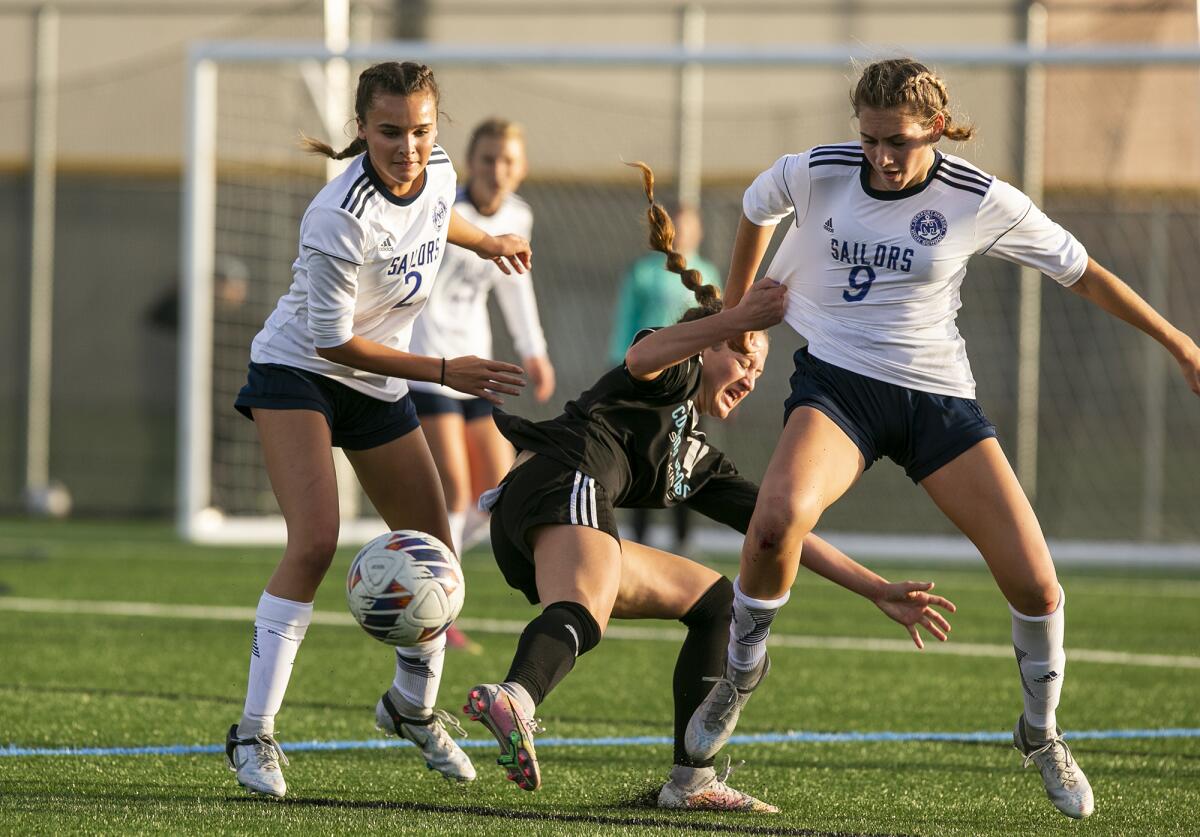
431,198,448,231
910,209,948,246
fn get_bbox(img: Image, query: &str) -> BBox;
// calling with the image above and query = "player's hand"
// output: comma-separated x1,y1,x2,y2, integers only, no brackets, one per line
444,355,526,405
1175,339,1200,396
480,233,532,275
872,580,956,650
523,354,556,403
729,278,787,341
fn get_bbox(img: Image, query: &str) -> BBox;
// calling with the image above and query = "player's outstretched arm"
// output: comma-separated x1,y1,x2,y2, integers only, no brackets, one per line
1068,257,1200,395
624,277,786,381
447,207,531,275
316,337,525,405
798,534,956,649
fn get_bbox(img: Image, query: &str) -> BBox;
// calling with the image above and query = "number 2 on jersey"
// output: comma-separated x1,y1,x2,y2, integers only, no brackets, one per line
390,270,422,309
842,265,875,302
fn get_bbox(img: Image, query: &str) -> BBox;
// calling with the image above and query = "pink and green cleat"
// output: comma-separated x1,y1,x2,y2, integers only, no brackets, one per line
463,683,542,791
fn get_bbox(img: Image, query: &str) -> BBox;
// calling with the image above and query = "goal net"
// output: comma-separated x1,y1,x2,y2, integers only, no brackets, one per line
180,43,1200,557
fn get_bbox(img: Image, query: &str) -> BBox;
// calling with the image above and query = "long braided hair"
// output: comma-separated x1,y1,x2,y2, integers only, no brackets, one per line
625,161,722,323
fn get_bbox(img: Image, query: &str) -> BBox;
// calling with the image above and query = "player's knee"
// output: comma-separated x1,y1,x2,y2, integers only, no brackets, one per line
750,493,817,551
1009,584,1059,618
680,576,733,631
442,481,470,513
285,532,339,579
543,600,602,657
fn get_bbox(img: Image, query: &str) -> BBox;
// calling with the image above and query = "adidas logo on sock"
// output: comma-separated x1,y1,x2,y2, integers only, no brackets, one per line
823,217,834,233
1033,671,1060,683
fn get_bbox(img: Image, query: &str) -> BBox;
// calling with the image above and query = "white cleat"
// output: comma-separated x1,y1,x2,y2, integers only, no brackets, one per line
376,693,477,782
657,763,779,813
1014,715,1095,819
225,724,288,798
684,655,770,764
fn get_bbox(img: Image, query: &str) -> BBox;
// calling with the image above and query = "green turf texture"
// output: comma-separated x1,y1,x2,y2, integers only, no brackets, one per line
0,520,1197,835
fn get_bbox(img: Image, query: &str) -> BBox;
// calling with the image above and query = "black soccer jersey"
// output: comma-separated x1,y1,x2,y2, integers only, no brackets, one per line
493,330,759,532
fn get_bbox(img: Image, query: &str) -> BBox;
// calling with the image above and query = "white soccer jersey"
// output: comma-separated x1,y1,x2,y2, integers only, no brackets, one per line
250,148,457,401
409,189,547,399
744,143,1088,398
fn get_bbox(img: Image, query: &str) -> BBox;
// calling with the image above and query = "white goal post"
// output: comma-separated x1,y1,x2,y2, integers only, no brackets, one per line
179,40,1200,559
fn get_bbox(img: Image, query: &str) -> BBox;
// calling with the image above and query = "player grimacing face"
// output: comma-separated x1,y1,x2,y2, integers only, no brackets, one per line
357,91,439,198
468,135,528,211
857,106,944,192
698,333,768,420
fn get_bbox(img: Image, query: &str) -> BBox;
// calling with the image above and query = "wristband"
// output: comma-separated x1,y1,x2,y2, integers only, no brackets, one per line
440,357,446,387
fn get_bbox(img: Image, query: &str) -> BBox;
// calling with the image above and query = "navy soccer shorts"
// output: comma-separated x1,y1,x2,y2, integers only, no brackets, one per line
783,347,997,483
234,362,420,450
409,389,494,422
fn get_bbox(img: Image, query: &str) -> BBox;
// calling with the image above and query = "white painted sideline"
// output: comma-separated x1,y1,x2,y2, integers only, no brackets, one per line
638,526,1200,567
2,596,1197,671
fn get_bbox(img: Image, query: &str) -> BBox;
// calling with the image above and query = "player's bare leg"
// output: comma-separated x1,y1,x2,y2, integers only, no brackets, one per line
922,438,1093,819
416,412,481,652
463,413,514,549
228,408,341,798
346,430,476,782
417,412,471,550
687,408,863,763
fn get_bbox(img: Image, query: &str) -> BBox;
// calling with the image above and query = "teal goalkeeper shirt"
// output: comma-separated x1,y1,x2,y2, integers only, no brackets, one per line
607,251,723,365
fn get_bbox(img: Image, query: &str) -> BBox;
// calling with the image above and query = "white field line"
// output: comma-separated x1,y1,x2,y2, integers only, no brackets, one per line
8,538,1200,598
696,560,1200,600
2,596,1198,671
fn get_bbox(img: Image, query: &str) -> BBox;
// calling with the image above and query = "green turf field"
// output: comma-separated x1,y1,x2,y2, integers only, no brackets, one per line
1,519,1197,835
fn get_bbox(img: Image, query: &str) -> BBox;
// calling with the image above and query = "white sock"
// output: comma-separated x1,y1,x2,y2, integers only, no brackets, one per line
446,511,467,556
1010,586,1067,737
727,576,790,673
462,507,492,550
388,634,447,719
500,680,536,715
238,591,313,737
669,763,716,790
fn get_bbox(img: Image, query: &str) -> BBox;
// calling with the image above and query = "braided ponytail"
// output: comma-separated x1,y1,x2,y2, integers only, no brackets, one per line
626,161,722,321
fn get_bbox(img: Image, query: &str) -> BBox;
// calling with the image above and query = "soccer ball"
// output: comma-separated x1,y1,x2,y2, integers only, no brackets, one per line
346,530,465,647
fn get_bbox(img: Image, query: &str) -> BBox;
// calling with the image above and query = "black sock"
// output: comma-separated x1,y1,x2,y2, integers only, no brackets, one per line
672,503,690,544
504,600,602,706
673,576,733,767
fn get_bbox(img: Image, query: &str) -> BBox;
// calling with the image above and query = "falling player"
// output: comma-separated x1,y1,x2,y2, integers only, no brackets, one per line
687,57,1200,820
224,61,533,798
463,163,957,812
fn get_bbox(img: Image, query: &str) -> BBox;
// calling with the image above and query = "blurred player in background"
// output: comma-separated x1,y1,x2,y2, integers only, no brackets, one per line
410,118,556,562
464,164,956,812
607,203,720,555
688,58,1200,820
224,61,532,798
